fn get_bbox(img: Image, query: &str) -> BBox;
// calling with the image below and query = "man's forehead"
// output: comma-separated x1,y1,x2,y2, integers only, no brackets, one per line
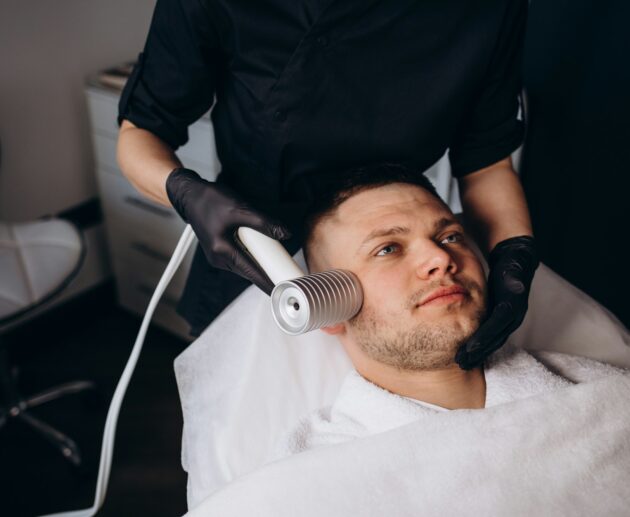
329,183,452,229
310,184,457,270
310,183,458,266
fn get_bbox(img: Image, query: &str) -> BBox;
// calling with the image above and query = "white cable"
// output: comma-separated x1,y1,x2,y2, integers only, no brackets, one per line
39,224,197,517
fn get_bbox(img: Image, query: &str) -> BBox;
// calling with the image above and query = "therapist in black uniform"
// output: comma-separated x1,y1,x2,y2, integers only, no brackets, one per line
117,0,538,370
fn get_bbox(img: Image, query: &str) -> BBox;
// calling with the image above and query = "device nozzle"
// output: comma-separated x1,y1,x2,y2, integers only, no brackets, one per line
270,269,363,335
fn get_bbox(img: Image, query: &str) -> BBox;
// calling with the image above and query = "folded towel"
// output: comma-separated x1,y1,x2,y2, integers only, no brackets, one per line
269,342,626,462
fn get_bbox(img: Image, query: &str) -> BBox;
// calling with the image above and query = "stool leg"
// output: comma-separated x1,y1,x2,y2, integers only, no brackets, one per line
25,380,96,409
1,346,18,430
0,346,19,406
17,411,82,466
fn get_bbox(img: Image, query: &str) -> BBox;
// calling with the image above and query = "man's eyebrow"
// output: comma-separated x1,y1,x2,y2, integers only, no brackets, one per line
356,217,462,253
432,216,463,234
358,225,410,250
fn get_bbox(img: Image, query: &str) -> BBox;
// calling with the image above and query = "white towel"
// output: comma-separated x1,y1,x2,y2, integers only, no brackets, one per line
269,342,625,462
187,364,630,517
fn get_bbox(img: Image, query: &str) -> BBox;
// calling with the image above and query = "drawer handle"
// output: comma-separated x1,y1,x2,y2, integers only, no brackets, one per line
123,196,174,218
130,241,171,263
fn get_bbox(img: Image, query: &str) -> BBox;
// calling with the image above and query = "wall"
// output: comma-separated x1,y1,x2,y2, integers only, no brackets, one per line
0,0,156,221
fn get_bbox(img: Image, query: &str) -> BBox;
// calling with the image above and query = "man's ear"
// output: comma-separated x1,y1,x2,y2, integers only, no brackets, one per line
319,323,345,335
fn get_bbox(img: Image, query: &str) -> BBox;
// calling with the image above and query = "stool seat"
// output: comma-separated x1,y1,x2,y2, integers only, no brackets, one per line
0,216,95,469
0,218,84,321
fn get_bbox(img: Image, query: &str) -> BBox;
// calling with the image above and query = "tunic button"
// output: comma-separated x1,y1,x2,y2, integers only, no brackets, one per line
273,110,286,121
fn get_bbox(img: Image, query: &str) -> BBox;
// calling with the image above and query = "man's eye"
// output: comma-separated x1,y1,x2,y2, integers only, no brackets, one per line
441,232,464,245
375,244,399,256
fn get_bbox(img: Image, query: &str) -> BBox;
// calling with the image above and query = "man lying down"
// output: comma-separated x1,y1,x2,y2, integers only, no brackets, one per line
268,162,628,462
186,163,630,517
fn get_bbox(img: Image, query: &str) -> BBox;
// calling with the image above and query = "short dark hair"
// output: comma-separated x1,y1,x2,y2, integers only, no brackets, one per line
302,162,445,271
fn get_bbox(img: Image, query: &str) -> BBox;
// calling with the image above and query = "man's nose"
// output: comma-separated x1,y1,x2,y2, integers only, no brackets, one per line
414,242,457,280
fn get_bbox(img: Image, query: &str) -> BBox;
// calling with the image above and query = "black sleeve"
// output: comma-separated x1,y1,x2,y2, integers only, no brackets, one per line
448,0,527,178
117,0,222,150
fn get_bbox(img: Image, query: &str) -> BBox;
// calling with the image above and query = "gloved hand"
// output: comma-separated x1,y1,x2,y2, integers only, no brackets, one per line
455,235,539,370
165,167,292,295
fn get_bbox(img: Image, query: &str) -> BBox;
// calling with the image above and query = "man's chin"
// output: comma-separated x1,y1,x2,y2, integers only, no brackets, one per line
430,313,481,338
437,300,486,333
413,316,481,360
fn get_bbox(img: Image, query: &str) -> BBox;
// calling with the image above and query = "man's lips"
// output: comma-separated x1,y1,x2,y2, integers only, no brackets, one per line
417,285,469,307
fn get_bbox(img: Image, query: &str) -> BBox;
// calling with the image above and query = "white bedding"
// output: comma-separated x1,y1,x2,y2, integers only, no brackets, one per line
174,260,630,508
187,369,630,517
267,343,623,462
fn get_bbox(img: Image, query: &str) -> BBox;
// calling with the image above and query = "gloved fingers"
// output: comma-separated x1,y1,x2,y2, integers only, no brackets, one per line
456,333,509,370
228,243,276,295
165,168,215,224
455,302,515,370
455,236,538,370
488,235,538,269
200,236,274,293
466,301,515,353
502,269,526,294
196,235,273,293
233,207,292,241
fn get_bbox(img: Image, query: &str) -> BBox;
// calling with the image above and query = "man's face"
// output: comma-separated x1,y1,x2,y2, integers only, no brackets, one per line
310,183,487,371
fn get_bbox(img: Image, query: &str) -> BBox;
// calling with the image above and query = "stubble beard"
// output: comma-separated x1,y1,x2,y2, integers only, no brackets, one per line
348,283,487,371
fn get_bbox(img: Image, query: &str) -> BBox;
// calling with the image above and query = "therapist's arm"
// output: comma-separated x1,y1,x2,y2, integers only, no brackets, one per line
457,156,533,255
116,118,290,295
454,156,539,370
116,119,183,208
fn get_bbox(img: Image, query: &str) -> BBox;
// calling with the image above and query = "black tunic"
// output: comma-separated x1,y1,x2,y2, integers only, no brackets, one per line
118,0,527,336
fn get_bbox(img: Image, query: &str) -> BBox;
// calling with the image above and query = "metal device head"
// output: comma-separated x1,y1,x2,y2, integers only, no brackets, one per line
271,269,363,335
235,227,364,335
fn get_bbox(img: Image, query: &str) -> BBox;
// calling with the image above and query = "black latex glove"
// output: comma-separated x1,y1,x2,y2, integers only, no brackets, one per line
455,235,539,370
165,167,291,295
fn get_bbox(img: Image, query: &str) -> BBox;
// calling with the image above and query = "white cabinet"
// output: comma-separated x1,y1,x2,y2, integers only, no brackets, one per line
85,85,219,340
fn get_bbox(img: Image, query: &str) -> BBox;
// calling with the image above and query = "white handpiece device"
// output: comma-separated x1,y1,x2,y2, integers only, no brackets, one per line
236,227,363,335
236,226,304,284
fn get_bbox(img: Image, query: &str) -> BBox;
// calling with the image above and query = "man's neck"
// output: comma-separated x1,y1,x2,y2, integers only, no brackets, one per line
356,361,486,410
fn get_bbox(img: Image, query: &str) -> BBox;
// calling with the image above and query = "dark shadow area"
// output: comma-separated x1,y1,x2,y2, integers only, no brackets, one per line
0,281,188,516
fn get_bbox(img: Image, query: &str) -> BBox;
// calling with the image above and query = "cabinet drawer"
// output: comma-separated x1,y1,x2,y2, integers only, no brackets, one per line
110,231,194,298
98,170,186,245
93,133,122,176
97,170,195,297
115,261,193,341
86,88,120,137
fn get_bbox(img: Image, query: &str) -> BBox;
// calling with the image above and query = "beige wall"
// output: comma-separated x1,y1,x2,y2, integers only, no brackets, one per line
0,0,156,221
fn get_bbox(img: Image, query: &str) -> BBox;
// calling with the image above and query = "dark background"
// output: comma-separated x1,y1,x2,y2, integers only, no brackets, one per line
521,0,629,328
0,282,187,517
